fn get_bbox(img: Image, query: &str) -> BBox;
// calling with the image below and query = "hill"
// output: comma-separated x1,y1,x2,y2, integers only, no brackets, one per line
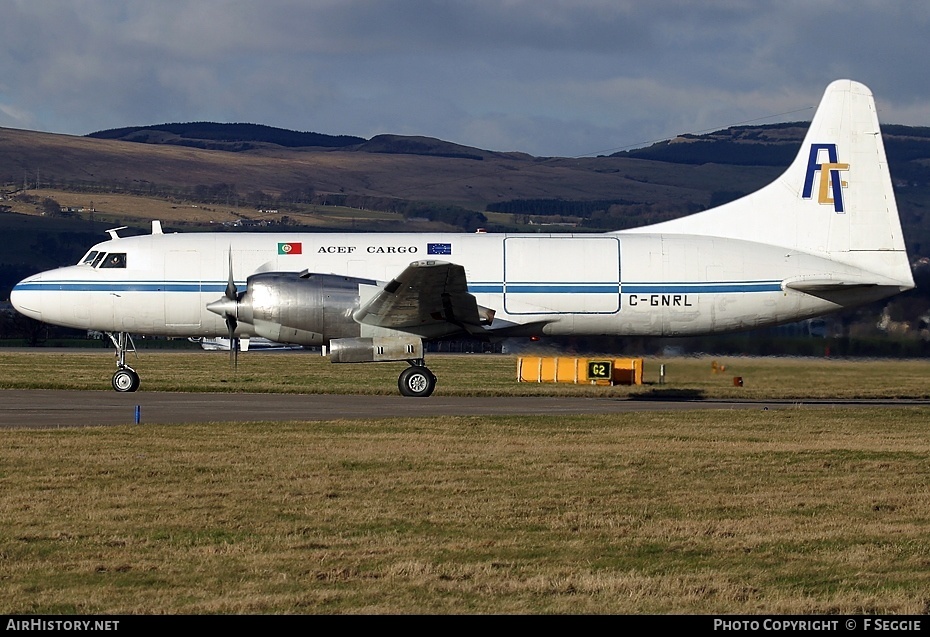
2,120,930,254
87,122,365,151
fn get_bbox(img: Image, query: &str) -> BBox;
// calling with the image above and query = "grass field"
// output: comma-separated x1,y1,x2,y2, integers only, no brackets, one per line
1,350,930,399
2,353,930,614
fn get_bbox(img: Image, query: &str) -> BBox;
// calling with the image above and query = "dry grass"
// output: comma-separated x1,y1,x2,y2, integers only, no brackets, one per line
1,350,930,399
8,188,413,229
2,352,930,614
2,410,930,614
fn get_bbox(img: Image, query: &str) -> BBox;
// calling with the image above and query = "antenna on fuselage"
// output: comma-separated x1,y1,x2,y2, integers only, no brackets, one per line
105,226,128,240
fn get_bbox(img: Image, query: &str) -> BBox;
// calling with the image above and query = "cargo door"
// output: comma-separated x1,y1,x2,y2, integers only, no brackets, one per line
503,237,620,314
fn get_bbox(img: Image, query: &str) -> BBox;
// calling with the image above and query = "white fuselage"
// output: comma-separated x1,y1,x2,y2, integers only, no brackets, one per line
11,229,887,339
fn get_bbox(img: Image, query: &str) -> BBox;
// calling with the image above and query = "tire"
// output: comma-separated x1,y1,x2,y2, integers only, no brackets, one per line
112,368,140,393
397,366,436,397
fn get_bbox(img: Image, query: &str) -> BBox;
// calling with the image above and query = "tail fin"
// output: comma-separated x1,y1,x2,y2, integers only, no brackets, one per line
623,80,913,287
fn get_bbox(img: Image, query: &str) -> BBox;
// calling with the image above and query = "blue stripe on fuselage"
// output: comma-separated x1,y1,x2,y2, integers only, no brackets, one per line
623,281,782,294
14,279,782,295
13,281,243,293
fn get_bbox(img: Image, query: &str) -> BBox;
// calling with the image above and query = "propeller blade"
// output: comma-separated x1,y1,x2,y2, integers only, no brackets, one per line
225,249,238,301
226,315,238,369
224,247,239,369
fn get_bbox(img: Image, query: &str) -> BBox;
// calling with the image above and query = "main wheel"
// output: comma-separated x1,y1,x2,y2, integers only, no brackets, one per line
398,365,436,397
112,368,140,393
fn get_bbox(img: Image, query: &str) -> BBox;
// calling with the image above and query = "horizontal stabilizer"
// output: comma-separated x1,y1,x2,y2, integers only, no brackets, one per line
784,279,876,292
783,272,910,293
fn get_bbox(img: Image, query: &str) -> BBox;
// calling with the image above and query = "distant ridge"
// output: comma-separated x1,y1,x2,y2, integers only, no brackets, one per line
613,122,930,167
355,135,517,161
611,122,809,166
85,122,524,160
87,122,365,150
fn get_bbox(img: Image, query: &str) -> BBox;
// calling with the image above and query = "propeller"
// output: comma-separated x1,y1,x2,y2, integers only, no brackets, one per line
224,250,239,368
204,249,241,369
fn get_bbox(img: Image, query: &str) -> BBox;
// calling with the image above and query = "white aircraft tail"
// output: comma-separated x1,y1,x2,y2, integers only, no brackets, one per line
622,79,913,287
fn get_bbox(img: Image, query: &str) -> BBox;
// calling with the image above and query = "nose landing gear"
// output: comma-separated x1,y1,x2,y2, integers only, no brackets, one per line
106,331,140,392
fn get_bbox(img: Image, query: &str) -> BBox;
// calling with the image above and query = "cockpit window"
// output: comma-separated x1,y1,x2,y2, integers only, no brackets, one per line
91,252,107,268
81,250,99,265
99,253,127,269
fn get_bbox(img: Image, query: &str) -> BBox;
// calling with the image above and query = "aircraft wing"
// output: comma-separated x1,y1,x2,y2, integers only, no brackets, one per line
353,260,493,337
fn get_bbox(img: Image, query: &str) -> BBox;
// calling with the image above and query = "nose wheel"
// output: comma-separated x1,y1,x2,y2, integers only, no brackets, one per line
112,367,140,392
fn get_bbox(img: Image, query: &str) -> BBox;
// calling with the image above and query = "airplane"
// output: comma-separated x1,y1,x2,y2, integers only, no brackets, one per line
10,80,914,396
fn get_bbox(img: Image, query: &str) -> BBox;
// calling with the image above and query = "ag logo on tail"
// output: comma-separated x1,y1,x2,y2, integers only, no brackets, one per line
802,143,849,213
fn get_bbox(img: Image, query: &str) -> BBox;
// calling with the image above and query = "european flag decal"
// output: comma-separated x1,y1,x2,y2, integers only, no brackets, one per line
428,243,452,255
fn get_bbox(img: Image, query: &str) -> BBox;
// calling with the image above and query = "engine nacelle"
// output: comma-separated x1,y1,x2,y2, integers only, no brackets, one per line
329,336,424,363
250,319,326,346
234,272,372,344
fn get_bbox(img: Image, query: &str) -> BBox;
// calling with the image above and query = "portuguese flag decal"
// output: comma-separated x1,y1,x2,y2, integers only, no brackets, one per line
278,242,302,255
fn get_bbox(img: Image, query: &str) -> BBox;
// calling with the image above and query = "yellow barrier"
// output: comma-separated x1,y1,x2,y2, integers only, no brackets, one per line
517,357,643,385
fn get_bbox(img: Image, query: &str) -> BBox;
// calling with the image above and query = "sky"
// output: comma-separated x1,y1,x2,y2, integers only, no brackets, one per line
1,1,929,158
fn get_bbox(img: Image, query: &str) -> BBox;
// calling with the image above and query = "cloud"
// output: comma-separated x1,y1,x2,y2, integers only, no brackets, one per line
0,1,928,156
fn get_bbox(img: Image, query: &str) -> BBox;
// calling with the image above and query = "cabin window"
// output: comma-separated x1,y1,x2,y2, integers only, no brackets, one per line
81,250,99,265
99,252,127,269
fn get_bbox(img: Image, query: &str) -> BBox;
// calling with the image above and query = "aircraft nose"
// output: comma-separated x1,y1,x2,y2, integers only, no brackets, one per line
10,274,43,321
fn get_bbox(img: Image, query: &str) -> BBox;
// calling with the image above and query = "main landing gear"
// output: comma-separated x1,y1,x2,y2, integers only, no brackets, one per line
397,359,436,398
106,331,140,392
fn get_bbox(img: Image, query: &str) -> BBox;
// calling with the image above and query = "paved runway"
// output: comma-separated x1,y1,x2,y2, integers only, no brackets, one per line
1,389,927,428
